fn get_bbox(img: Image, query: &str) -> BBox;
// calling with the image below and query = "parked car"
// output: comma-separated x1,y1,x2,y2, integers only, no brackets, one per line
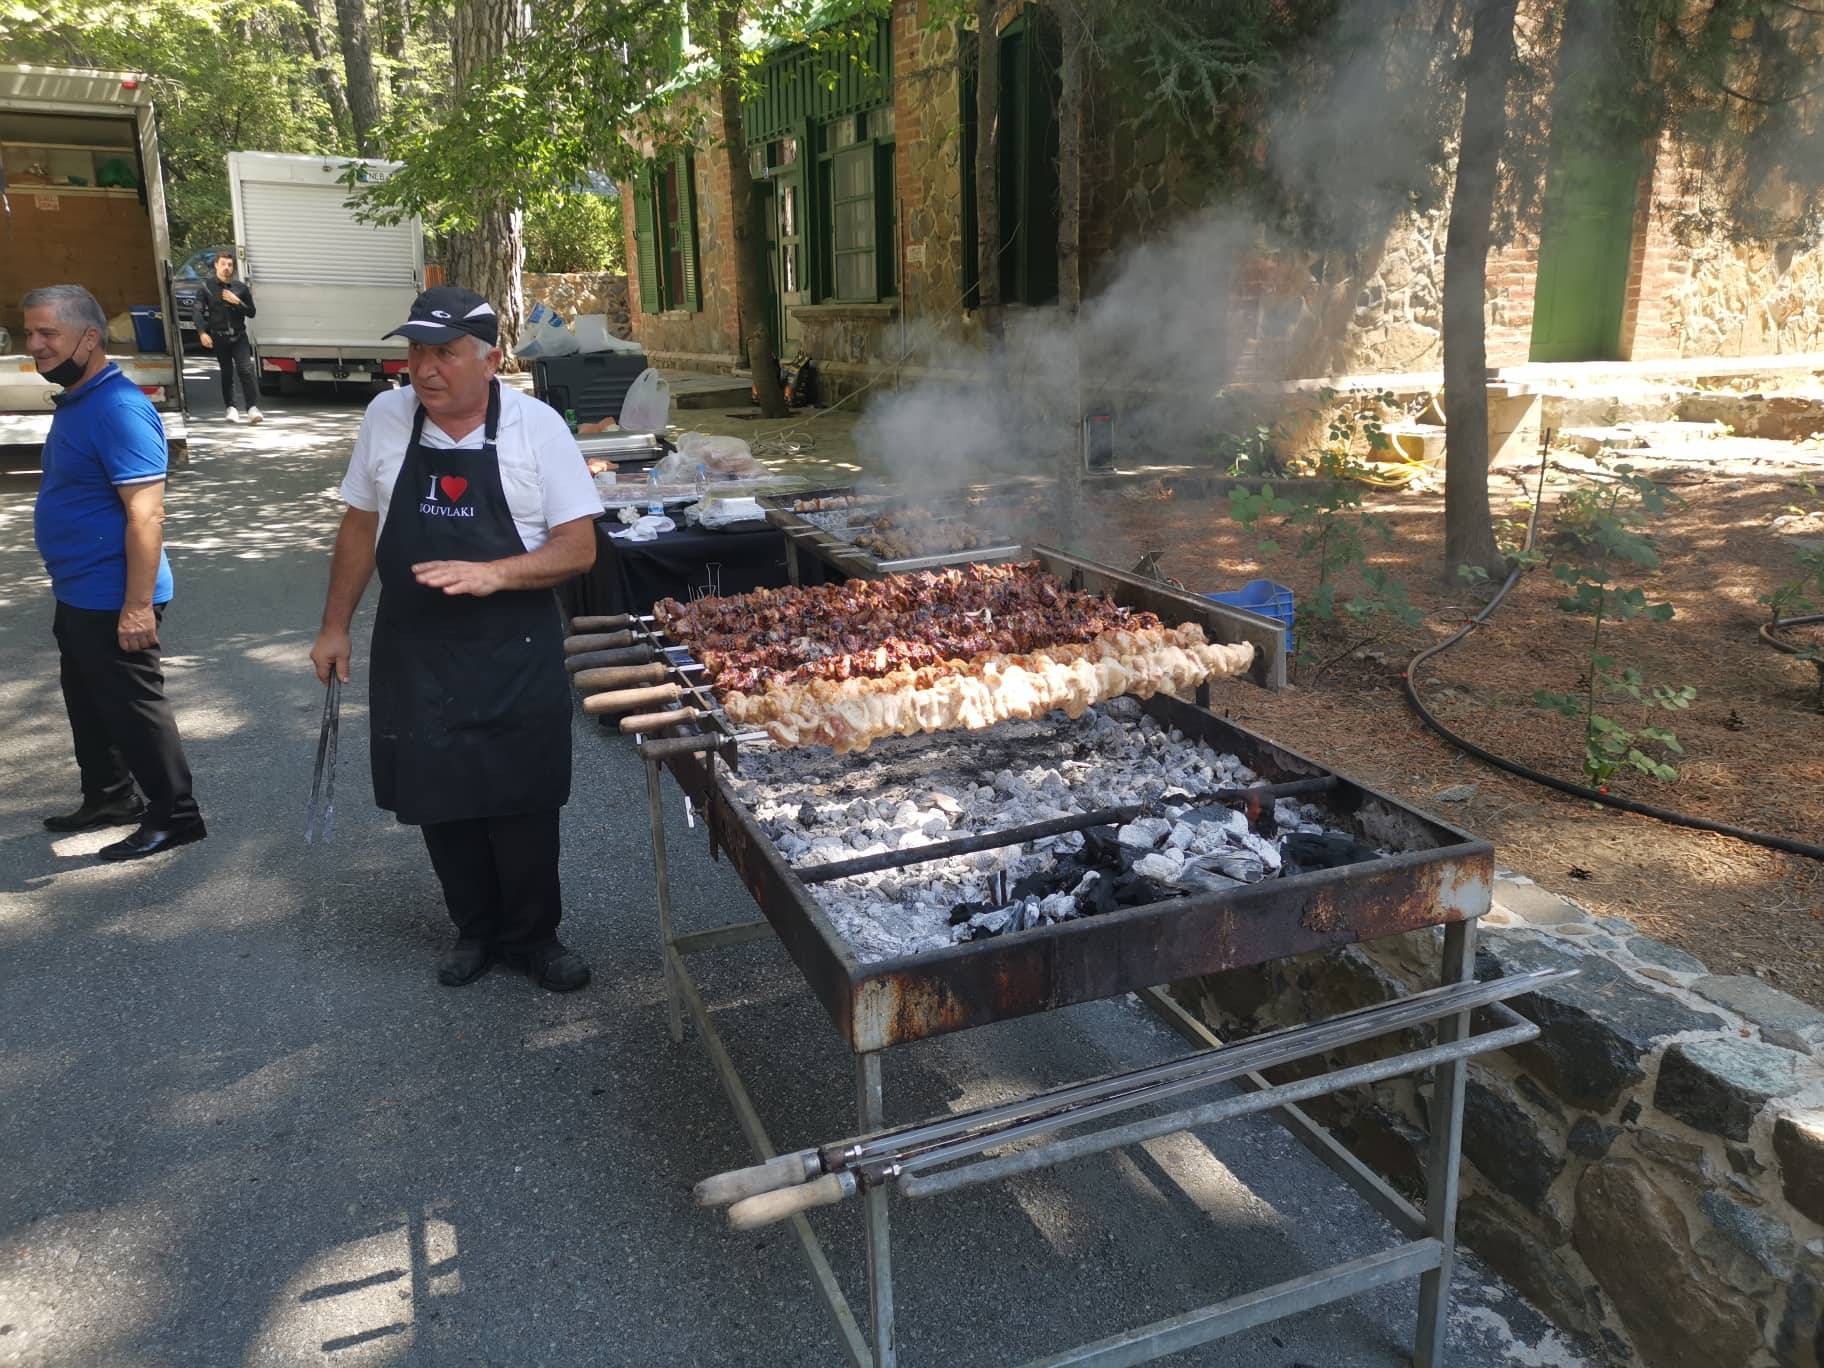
171,244,234,341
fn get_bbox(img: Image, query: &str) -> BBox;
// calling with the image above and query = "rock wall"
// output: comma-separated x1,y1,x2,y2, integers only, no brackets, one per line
1186,875,1824,1366
522,272,631,339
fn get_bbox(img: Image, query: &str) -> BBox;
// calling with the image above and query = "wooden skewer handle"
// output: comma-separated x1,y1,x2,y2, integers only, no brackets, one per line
694,1152,819,1208
565,645,655,672
727,1174,853,1231
619,708,705,734
564,630,635,654
571,663,669,691
581,683,682,716
570,614,637,631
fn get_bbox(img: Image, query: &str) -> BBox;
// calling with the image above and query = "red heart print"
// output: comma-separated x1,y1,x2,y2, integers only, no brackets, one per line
439,476,469,503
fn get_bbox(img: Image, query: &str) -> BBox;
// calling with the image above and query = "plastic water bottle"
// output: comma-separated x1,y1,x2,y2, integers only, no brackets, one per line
694,463,708,498
646,467,664,518
564,408,578,435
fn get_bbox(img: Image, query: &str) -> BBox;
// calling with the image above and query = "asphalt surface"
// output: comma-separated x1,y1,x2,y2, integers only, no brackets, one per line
0,364,1594,1367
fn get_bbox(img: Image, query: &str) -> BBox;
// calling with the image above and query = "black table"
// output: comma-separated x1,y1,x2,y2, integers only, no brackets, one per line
560,517,817,620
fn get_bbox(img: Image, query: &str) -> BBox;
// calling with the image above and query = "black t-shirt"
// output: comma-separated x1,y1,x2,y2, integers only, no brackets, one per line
203,277,256,338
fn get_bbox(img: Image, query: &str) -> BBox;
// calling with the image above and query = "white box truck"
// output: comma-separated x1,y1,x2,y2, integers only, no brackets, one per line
0,64,188,463
226,150,424,394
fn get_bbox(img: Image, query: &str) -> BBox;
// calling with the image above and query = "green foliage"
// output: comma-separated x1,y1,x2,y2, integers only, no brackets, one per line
1531,464,1693,787
523,192,625,274
1224,390,1421,666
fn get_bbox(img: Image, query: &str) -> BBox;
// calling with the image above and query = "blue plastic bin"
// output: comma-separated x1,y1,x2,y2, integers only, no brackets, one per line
1206,579,1295,652
129,306,167,354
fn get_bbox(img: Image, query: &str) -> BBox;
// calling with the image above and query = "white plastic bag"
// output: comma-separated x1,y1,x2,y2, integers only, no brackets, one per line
618,367,671,434
571,315,643,354
513,301,580,359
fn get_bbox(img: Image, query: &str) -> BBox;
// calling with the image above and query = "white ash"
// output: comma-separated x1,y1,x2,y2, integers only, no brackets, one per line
726,701,1358,963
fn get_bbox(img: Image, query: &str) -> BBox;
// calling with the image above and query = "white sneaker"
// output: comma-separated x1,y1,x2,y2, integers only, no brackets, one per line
246,407,265,425
225,407,242,424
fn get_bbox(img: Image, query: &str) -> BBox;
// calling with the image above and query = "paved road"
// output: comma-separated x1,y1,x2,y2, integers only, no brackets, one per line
0,365,1593,1367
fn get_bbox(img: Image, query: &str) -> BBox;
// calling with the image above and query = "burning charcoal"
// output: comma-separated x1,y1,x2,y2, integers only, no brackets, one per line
797,801,819,827
1037,892,1078,922
1112,871,1172,907
1011,870,1057,901
893,800,922,827
1177,866,1246,895
1132,850,1186,884
1080,827,1124,868
1197,850,1270,884
1160,788,1200,806
1166,823,1199,851
948,900,993,926
1117,817,1172,850
1282,832,1382,874
847,798,871,820
1071,871,1119,916
1240,830,1283,875
921,815,950,839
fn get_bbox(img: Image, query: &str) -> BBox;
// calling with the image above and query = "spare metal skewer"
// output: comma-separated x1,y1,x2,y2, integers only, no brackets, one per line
304,675,340,844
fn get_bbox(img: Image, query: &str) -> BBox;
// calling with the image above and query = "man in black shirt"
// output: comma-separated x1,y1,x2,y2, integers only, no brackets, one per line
199,251,262,424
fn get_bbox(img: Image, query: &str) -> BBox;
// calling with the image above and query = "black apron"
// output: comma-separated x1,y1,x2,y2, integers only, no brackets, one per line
369,381,570,825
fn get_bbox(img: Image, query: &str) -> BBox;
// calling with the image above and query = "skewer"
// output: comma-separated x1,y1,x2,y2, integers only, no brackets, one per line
565,645,656,671
621,707,711,735
572,662,670,691
564,630,637,654
570,614,653,632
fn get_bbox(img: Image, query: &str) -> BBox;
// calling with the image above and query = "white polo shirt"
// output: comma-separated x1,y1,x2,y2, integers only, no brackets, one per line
340,383,603,549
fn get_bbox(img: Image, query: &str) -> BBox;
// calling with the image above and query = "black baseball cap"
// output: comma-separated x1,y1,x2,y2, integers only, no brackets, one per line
385,286,499,346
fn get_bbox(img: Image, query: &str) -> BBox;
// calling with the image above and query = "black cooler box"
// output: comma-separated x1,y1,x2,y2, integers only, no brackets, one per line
531,352,651,426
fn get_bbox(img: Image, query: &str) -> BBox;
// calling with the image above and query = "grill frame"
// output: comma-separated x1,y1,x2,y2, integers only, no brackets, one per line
663,690,1492,1053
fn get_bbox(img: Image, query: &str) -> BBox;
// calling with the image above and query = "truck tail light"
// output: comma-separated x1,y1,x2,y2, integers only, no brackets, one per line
382,360,409,375
260,357,301,373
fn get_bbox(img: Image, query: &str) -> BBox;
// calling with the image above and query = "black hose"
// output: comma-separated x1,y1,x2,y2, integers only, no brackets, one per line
1401,452,1824,864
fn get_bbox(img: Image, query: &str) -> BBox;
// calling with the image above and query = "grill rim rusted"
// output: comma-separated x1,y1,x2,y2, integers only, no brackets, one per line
665,688,1493,1054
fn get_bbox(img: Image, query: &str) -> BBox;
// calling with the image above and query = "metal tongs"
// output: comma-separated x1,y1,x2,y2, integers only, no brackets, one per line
305,676,340,844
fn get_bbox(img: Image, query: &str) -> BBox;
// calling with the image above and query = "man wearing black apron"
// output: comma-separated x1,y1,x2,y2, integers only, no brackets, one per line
309,287,601,990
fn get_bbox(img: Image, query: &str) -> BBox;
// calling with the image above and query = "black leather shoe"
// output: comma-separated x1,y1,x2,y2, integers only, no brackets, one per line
437,938,494,987
503,939,591,993
97,820,207,862
44,796,147,832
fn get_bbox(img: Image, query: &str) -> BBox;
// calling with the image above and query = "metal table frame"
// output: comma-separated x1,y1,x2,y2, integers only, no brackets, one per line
640,742,1517,1368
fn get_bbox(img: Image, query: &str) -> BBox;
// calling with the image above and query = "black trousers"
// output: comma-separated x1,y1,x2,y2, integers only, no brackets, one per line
214,334,257,410
419,810,564,947
52,601,200,825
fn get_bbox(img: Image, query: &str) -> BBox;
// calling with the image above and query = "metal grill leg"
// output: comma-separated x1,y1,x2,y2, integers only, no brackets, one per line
857,1052,896,1368
644,757,685,1043
1415,917,1477,1367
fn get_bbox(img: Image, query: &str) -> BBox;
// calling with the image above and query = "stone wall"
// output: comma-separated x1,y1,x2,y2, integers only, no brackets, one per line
1186,874,1824,1366
522,272,631,339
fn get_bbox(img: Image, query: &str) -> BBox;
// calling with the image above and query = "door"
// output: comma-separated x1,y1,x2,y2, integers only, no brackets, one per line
1527,147,1642,362
773,168,805,355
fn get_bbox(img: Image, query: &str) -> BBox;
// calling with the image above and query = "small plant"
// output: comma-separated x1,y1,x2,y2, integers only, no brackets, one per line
1531,463,1694,787
1223,391,1421,671
1759,524,1824,708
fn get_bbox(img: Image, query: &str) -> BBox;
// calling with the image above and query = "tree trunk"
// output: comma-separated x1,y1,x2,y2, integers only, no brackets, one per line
295,0,354,143
1052,0,1087,548
335,0,385,155
446,0,527,355
1440,0,1517,581
974,0,1002,332
702,0,787,417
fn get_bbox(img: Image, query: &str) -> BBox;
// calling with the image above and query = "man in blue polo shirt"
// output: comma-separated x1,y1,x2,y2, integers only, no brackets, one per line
27,284,205,860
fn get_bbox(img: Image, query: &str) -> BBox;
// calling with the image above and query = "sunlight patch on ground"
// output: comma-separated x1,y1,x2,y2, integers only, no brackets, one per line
1137,1130,1284,1229
0,1200,176,1364
1452,1302,1589,1368
245,1208,459,1366
160,1043,329,1130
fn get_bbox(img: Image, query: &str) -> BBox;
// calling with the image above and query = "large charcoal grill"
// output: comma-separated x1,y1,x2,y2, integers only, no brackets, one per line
604,548,1544,1368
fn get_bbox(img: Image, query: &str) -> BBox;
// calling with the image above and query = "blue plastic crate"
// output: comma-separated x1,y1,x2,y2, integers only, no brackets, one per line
1206,579,1295,652
129,305,167,354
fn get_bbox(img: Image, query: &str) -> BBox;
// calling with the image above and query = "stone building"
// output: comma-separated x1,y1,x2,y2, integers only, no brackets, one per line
621,0,1824,398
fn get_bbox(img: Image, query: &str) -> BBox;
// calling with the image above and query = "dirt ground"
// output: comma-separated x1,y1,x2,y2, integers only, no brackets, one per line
1080,444,1824,1008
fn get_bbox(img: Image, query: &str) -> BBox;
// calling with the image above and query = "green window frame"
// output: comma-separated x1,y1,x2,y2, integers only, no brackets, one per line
633,153,701,314
813,110,896,304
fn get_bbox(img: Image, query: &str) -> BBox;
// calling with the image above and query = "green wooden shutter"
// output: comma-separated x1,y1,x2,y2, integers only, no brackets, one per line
633,168,661,316
676,153,701,312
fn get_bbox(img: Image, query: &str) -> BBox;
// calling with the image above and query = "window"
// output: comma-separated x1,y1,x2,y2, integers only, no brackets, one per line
633,153,700,313
814,109,896,303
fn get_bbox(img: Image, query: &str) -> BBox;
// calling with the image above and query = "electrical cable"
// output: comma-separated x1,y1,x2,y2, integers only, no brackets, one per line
1401,442,1824,865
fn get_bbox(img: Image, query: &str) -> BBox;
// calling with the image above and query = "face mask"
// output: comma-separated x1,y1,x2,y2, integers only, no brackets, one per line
38,333,96,389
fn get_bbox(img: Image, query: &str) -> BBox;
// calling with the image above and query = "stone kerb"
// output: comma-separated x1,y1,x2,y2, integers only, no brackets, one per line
1184,871,1824,1367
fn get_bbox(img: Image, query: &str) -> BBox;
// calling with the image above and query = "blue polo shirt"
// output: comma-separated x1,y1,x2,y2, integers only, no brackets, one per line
34,363,174,610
